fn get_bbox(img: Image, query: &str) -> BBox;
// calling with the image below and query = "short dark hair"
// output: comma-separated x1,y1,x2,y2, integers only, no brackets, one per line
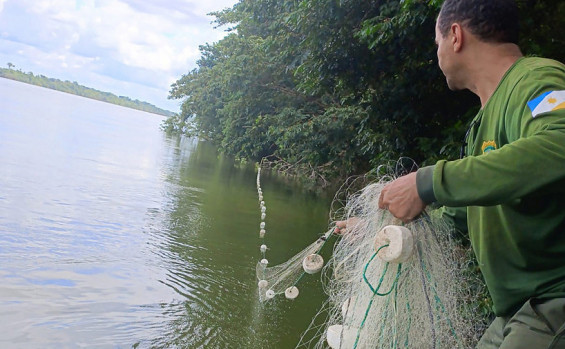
438,0,519,44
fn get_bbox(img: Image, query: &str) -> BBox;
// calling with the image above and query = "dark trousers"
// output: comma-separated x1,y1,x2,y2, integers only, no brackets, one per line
477,298,565,349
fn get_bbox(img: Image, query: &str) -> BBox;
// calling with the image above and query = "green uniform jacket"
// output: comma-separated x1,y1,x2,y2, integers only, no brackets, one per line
416,57,565,316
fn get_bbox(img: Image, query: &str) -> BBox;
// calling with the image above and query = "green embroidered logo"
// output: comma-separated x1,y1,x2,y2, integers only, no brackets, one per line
481,140,497,154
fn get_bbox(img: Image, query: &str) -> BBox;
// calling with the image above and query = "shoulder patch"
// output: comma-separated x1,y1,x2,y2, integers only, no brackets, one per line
527,90,565,118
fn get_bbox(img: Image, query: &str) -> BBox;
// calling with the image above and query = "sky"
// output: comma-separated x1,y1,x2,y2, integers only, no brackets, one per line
0,0,239,112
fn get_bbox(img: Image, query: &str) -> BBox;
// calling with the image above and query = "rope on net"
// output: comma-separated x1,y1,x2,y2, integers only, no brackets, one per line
255,160,333,301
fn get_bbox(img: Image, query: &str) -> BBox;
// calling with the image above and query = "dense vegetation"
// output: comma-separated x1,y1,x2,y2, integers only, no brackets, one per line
163,0,564,186
1,65,174,117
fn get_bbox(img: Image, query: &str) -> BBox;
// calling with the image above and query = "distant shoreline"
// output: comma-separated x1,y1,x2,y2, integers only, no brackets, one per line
0,67,175,117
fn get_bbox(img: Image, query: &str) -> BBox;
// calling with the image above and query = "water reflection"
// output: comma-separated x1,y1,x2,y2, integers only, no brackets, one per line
146,137,256,347
150,136,332,348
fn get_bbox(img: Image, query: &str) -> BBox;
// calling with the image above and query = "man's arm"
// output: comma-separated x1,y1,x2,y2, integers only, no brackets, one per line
429,125,565,207
382,65,565,217
382,121,565,221
427,67,565,207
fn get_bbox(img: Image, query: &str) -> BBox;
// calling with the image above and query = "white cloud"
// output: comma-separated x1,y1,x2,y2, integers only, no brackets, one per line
0,0,239,110
34,0,233,72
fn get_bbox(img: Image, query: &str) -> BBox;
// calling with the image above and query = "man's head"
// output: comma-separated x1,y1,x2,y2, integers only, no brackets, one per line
434,0,520,91
437,0,520,45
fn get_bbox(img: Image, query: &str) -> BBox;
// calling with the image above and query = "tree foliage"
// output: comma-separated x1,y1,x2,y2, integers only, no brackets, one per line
166,0,564,185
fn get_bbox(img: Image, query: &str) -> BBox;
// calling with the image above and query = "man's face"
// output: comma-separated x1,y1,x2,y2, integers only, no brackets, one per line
435,20,460,90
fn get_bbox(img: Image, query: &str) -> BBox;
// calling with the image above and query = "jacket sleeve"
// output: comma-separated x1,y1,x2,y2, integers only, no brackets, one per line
426,68,565,207
433,124,565,206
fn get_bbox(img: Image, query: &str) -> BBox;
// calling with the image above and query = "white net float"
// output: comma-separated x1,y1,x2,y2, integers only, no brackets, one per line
265,289,275,299
261,206,266,213
259,229,266,238
374,225,414,263
258,279,268,288
326,324,357,349
260,244,267,253
260,258,269,265
284,286,299,299
302,253,324,274
260,222,266,229
260,201,265,207
259,195,263,201
261,213,266,220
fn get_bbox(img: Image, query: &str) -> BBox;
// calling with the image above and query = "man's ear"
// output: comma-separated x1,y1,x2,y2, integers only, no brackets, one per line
451,23,464,52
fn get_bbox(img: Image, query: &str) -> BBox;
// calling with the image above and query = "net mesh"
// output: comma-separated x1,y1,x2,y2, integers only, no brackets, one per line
256,229,332,302
257,161,484,348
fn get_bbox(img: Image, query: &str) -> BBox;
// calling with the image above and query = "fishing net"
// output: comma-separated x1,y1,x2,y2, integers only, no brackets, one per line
256,229,333,301
255,160,333,301
256,161,484,348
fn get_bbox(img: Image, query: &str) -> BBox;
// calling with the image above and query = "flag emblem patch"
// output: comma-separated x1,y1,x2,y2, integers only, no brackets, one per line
527,90,565,118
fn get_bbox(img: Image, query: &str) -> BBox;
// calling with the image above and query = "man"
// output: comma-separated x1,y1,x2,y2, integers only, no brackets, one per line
377,0,565,347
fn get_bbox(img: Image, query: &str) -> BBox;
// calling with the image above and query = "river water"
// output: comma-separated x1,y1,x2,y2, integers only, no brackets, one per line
0,78,332,348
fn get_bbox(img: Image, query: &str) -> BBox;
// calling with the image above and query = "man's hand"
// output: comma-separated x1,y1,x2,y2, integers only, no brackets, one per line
378,172,426,223
334,217,360,234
